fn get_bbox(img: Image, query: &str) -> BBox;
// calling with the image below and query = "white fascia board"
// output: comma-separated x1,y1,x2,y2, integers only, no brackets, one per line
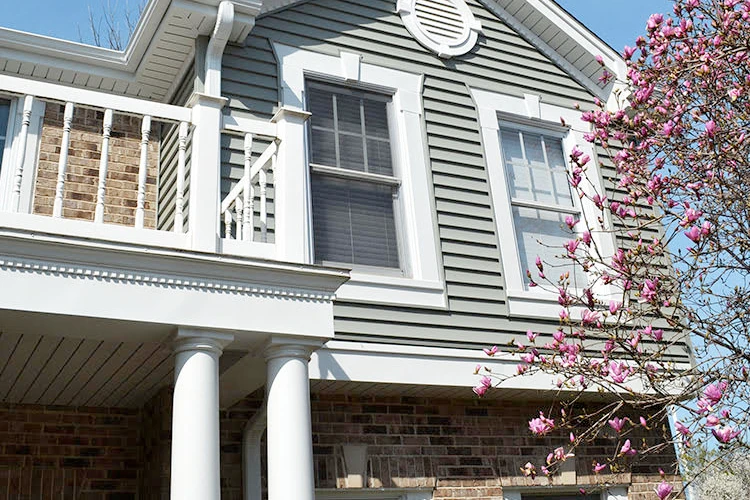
310,341,692,396
310,340,558,391
0,230,347,339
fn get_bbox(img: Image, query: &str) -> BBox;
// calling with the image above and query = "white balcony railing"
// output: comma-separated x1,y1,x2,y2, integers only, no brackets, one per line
0,73,281,260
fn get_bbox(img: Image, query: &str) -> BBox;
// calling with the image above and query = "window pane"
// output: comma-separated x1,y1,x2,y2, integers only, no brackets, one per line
0,99,10,166
501,127,574,208
364,99,389,139
307,83,393,174
336,94,362,135
366,138,393,176
522,494,600,500
312,175,399,268
339,134,365,172
308,89,334,130
311,128,337,167
512,206,586,288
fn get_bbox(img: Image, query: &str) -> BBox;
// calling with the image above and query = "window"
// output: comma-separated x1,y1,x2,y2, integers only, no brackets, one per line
273,43,445,308
307,83,401,270
503,486,627,500
0,99,10,166
471,89,615,317
498,124,586,289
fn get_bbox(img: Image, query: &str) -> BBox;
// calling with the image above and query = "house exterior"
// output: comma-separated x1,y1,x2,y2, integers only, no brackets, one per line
0,1,690,499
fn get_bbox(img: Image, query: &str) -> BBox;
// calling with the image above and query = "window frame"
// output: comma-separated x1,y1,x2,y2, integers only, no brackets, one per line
503,486,627,500
471,88,615,319
0,94,45,213
305,80,406,273
273,43,446,309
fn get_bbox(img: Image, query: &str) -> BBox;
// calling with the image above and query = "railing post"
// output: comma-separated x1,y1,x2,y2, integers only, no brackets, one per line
187,93,227,253
52,102,74,218
94,109,114,223
10,95,34,213
174,121,189,233
135,115,152,229
242,133,253,241
271,107,311,263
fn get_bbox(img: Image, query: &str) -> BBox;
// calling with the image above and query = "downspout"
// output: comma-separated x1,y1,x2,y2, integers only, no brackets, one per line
204,0,235,97
243,399,267,500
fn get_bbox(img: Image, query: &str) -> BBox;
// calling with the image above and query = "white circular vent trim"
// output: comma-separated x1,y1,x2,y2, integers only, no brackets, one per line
398,0,482,58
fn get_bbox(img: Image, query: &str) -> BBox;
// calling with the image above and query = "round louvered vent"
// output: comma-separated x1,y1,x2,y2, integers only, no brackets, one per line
398,0,482,58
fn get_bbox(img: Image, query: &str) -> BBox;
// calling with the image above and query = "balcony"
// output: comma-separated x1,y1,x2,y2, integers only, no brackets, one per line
0,73,289,261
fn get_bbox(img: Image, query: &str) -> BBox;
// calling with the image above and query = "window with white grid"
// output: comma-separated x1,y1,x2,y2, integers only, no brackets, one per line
498,124,586,288
307,82,401,270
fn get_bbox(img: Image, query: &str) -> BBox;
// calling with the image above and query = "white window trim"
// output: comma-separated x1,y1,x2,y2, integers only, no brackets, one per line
0,95,45,213
273,43,446,309
471,88,615,319
503,486,627,500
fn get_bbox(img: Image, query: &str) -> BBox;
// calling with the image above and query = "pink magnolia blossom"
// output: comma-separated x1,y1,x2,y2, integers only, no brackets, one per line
608,417,626,433
705,415,720,427
593,462,607,473
521,462,537,478
703,382,726,404
674,420,691,436
526,329,538,342
655,481,673,500
483,345,498,357
712,425,740,443
619,439,637,456
528,412,555,435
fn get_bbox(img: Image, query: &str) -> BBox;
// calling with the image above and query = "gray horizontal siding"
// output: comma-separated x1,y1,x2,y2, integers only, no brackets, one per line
219,0,690,360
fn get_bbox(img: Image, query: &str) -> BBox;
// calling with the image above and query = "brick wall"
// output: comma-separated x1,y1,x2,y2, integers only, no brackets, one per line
33,104,160,227
215,392,680,500
0,403,141,500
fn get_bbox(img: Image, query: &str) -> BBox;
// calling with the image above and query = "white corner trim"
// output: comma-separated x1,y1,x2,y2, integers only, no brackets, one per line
272,42,446,309
470,88,615,313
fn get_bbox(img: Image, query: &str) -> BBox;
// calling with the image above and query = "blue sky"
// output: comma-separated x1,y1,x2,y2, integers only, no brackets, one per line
3,0,674,53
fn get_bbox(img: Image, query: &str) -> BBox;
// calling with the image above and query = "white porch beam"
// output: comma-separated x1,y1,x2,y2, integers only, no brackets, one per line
170,328,234,500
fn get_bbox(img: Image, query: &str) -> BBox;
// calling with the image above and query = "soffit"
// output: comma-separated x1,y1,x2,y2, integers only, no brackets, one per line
0,0,260,102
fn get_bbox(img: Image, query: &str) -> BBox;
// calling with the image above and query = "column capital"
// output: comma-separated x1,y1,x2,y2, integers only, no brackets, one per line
263,335,324,362
173,328,234,356
271,106,312,124
186,92,229,110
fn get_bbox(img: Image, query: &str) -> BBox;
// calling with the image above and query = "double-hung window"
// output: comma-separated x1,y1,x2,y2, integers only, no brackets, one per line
471,89,615,317
307,82,402,271
273,43,445,308
499,123,586,288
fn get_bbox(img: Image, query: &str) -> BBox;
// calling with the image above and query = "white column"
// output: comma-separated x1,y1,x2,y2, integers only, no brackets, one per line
171,329,233,500
187,93,227,253
264,337,322,500
271,107,312,263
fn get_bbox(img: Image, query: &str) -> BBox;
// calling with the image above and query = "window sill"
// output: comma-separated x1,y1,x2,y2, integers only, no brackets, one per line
506,288,570,319
335,271,447,309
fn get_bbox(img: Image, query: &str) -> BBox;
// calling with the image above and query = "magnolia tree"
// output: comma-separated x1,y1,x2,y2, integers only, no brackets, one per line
475,1,750,498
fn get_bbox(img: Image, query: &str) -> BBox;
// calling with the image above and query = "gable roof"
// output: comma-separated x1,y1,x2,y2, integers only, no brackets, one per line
0,0,624,103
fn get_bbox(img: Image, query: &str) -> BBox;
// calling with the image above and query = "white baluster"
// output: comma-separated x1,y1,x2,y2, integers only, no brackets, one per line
224,210,234,240
235,200,243,241
259,154,271,243
94,109,114,223
242,133,253,241
135,115,151,229
10,95,34,212
52,102,75,218
174,121,189,233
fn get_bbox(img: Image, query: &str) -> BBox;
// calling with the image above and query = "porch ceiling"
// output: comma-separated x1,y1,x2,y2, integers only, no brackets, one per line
0,325,249,409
